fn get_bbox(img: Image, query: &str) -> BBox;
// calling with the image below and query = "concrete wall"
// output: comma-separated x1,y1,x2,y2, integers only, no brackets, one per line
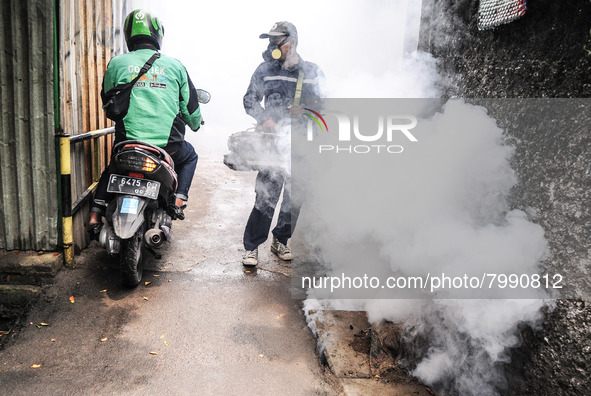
419,0,591,97
419,1,591,394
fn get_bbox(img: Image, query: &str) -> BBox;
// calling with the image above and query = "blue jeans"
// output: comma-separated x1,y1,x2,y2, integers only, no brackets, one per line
92,140,198,213
169,141,198,201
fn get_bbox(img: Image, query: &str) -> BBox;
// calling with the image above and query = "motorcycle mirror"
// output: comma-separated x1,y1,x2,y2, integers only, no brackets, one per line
197,89,211,104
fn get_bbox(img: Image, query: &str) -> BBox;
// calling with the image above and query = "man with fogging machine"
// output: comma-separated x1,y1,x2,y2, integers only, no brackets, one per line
241,21,325,266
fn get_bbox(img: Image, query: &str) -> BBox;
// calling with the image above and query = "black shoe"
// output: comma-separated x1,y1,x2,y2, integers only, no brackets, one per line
171,204,186,220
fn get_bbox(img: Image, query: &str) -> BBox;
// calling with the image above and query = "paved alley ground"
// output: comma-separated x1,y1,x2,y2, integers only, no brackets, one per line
0,129,340,395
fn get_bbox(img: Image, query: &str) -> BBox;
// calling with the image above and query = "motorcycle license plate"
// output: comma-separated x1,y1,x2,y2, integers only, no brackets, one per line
107,174,160,200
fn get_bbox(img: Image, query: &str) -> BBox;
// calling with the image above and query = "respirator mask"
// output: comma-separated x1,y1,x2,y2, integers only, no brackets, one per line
262,37,288,62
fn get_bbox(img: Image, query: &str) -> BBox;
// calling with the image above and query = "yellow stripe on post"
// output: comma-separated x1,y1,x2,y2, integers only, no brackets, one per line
59,136,71,175
62,216,74,265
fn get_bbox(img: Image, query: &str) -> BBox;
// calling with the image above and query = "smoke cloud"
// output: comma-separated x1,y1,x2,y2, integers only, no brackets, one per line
300,99,551,394
291,3,551,396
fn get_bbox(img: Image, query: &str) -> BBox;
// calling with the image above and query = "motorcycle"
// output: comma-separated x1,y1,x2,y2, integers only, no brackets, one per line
98,89,210,287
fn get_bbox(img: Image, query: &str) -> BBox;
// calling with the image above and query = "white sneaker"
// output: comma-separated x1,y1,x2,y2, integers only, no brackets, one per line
271,237,292,261
242,247,258,266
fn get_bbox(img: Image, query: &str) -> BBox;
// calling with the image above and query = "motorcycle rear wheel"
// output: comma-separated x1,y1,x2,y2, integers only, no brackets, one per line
120,224,145,287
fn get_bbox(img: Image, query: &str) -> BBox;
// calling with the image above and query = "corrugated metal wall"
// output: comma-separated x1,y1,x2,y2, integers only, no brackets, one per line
0,0,59,251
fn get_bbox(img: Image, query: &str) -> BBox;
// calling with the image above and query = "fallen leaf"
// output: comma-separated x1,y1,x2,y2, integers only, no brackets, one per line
69,296,75,303
160,334,165,339
101,337,108,342
153,274,160,277
39,323,50,327
144,282,151,286
143,297,149,301
51,338,56,342
37,251,45,255
168,279,172,282
0,331,9,337
100,289,107,293
164,341,169,346
259,354,264,358
149,351,158,355
276,313,286,319
52,253,60,257
31,364,42,368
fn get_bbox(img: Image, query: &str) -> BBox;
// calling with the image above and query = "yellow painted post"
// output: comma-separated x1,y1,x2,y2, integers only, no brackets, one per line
59,135,74,266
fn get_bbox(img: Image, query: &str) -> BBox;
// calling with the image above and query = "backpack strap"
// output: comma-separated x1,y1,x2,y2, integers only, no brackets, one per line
131,52,161,86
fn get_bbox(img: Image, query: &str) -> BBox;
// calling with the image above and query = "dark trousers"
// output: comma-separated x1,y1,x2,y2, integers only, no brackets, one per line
92,140,198,213
171,141,199,201
243,169,301,251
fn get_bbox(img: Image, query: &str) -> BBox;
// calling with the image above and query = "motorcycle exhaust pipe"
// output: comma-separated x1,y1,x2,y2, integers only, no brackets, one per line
145,228,164,248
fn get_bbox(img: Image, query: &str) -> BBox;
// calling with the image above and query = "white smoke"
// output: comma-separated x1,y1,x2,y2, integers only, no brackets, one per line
363,298,549,395
301,99,550,395
293,2,551,395
406,299,546,394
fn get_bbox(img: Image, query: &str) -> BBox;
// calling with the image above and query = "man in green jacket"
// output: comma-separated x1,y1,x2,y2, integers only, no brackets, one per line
89,9,202,229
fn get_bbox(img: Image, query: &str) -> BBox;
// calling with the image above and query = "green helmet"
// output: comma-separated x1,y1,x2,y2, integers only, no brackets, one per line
124,9,164,51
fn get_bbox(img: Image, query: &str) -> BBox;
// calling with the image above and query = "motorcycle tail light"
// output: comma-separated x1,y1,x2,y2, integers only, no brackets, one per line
117,153,145,170
116,151,159,173
128,172,144,178
142,157,157,172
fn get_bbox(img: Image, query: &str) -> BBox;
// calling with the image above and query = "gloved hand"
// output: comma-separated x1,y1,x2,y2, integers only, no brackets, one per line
262,119,276,132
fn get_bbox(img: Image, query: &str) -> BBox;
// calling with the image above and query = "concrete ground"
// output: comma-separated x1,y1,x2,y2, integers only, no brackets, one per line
0,144,340,395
